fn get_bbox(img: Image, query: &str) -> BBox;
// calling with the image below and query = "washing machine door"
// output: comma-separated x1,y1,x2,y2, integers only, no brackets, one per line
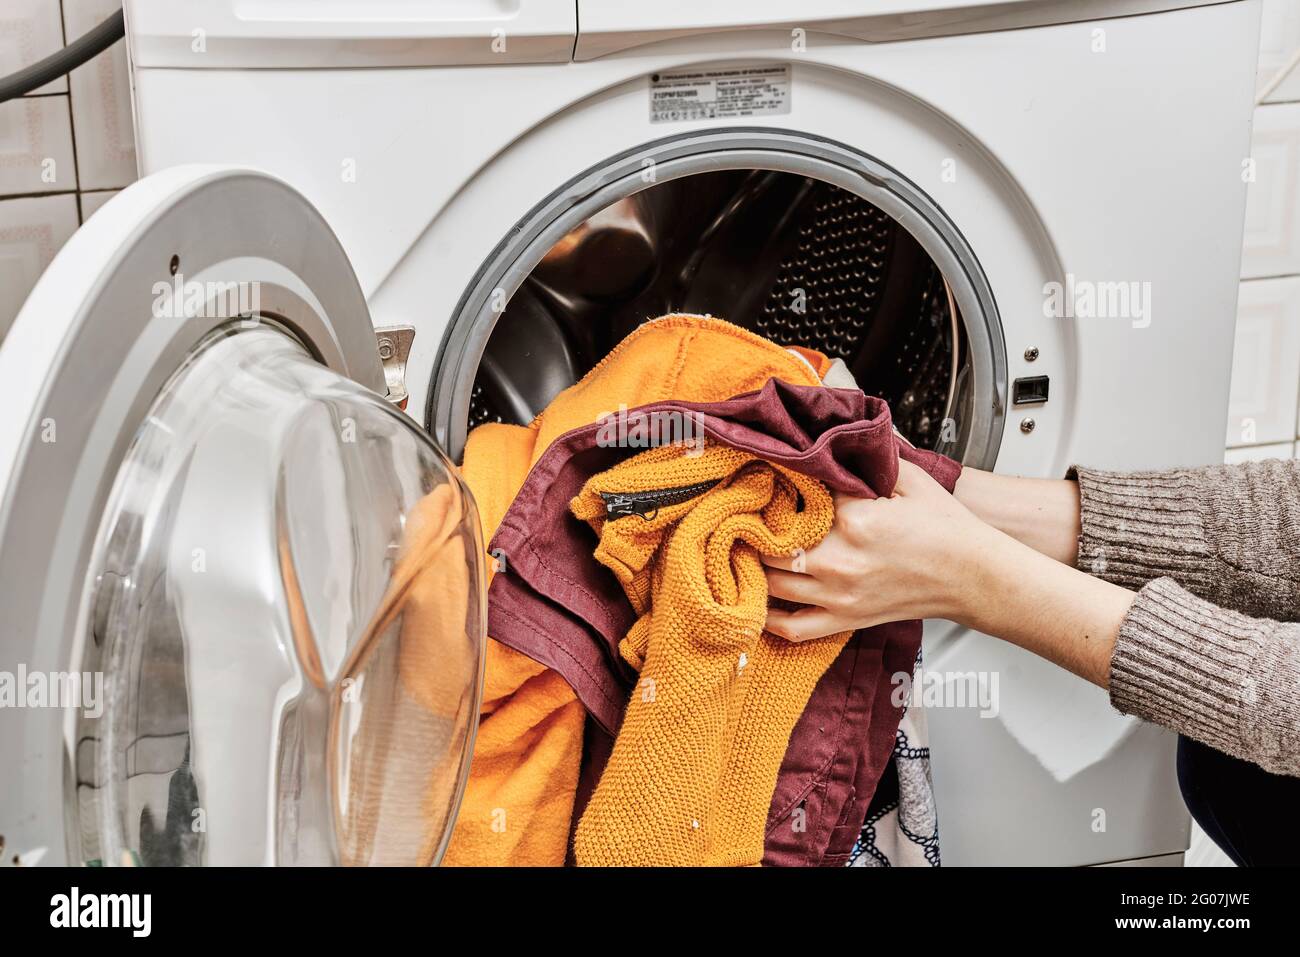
0,167,486,867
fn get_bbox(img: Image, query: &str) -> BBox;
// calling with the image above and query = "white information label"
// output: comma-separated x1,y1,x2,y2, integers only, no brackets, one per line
649,65,791,124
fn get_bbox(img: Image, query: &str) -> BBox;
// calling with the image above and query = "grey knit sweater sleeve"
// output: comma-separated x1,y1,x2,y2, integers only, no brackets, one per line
1072,459,1300,776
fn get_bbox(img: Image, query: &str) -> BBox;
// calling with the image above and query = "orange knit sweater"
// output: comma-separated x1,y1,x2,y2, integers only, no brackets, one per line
444,315,837,866
569,444,850,866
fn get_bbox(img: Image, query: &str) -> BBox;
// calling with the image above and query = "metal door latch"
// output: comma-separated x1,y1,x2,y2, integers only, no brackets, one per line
375,326,415,410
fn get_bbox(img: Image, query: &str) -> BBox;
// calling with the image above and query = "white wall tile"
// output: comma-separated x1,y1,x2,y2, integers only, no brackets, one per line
0,94,76,196
1257,0,1300,105
78,187,118,221
1242,103,1300,280
0,193,78,342
1223,441,1294,463
64,0,137,190
0,0,68,97
1226,277,1300,446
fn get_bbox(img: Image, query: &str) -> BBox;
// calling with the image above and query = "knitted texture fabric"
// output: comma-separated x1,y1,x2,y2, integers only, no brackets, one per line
570,443,851,866
444,315,830,864
1073,460,1300,777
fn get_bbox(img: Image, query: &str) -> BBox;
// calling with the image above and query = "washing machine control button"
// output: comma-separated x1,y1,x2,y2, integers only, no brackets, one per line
1012,375,1050,406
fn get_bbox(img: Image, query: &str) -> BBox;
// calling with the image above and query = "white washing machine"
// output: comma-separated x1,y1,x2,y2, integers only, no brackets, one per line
0,0,1262,866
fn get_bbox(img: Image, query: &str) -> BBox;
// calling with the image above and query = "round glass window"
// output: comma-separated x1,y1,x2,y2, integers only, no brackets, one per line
72,322,485,866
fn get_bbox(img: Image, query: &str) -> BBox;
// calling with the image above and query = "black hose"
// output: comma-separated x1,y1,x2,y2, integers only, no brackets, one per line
0,11,126,104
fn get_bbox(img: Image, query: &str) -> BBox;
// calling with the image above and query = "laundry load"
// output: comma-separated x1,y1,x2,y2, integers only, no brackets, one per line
443,315,961,866
442,316,835,865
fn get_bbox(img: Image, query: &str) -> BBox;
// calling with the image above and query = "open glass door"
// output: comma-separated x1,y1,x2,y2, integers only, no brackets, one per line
0,167,485,866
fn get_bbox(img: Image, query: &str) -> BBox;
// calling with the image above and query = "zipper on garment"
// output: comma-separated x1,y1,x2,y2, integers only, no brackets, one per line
600,479,721,521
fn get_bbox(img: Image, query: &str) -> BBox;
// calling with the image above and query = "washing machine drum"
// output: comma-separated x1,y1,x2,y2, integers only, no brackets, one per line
471,171,965,452
0,168,485,867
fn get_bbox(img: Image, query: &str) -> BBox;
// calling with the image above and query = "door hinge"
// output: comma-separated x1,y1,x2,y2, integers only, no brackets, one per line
375,326,415,410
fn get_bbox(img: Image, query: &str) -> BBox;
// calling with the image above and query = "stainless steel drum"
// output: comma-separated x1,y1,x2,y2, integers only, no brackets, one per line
468,170,964,453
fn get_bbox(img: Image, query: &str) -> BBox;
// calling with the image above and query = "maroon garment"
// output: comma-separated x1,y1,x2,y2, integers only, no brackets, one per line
484,379,961,865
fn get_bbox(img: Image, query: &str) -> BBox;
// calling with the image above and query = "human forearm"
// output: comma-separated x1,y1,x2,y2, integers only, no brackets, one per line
953,467,1081,567
954,522,1134,688
955,459,1300,622
956,526,1300,774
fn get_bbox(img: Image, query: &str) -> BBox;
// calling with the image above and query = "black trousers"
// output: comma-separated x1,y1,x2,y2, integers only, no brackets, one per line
1177,735,1300,866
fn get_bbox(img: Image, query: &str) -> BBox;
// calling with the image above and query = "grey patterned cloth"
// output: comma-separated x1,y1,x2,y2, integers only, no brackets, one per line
847,652,941,867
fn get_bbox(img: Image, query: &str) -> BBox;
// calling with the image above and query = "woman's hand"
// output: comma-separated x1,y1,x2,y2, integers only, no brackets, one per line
762,459,998,640
761,459,1136,688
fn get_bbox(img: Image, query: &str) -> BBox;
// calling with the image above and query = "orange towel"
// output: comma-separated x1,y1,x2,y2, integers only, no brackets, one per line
569,444,850,866
444,315,831,866
441,423,587,866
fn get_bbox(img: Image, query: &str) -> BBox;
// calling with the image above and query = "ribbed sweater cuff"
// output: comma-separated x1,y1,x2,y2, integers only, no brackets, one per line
1070,465,1214,595
1110,578,1300,776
